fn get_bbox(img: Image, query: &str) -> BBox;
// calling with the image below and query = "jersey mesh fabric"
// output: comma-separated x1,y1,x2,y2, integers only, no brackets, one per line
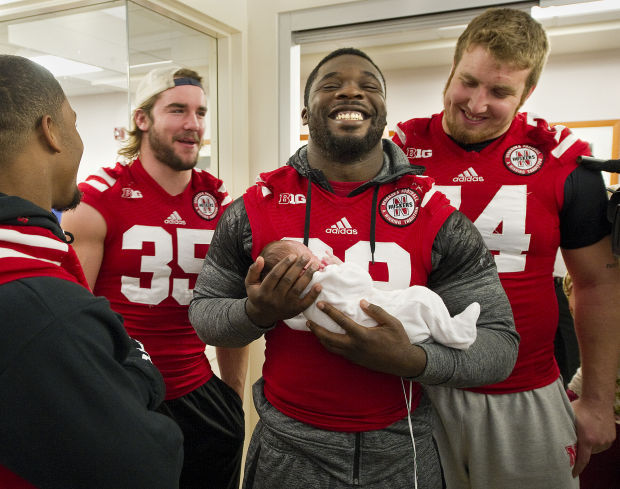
79,159,231,399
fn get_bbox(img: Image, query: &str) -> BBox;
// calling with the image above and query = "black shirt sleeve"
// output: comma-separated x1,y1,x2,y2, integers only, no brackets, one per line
0,277,184,489
560,165,611,249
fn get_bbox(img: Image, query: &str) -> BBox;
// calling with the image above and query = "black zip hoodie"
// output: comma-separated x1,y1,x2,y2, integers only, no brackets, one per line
0,193,183,489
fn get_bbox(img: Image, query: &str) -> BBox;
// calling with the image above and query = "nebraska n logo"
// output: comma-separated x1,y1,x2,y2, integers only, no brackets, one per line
391,196,410,217
379,188,421,227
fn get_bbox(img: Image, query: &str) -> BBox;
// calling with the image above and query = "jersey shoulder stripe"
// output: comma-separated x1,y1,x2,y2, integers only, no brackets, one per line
0,227,69,253
521,112,590,161
80,162,127,194
0,226,86,287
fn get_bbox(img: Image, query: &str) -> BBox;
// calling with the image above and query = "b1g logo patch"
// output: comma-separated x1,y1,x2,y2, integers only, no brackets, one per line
504,144,544,175
121,187,143,199
379,188,420,227
193,191,218,220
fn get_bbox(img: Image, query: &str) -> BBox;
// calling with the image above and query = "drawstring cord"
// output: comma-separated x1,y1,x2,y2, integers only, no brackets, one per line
63,230,75,244
304,177,312,247
370,186,379,264
401,378,419,489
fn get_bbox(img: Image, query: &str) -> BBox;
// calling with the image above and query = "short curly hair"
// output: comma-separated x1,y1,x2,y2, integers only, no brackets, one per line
303,47,386,108
0,55,66,164
453,8,549,98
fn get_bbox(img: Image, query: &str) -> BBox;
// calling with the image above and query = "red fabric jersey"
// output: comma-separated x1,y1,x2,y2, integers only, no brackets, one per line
0,224,88,289
0,466,37,489
244,166,455,431
393,112,590,394
79,159,231,399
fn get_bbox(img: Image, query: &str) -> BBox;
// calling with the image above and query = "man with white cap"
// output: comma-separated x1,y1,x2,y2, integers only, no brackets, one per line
63,66,247,489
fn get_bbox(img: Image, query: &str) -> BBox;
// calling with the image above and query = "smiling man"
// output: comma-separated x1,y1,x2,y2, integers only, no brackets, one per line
189,47,518,489
0,54,184,489
62,66,247,489
393,8,620,489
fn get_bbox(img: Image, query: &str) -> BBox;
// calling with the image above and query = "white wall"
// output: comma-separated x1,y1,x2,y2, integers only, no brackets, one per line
245,0,354,180
179,0,246,32
297,47,620,145
525,48,620,122
68,92,129,183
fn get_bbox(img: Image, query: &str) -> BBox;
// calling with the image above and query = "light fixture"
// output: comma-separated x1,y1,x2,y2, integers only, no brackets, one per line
29,55,103,77
129,60,174,69
532,0,620,19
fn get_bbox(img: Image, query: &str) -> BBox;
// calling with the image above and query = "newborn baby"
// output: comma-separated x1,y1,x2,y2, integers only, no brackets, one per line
259,240,479,349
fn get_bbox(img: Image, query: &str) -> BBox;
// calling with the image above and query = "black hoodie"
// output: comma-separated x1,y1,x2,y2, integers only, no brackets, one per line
0,194,183,489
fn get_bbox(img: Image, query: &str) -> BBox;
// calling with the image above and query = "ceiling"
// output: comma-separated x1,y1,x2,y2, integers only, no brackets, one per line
299,3,620,77
0,2,214,98
0,1,619,96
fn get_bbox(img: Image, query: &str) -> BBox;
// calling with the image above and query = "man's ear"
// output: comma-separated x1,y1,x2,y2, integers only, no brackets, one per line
517,84,536,110
301,107,309,126
135,109,151,131
523,84,536,103
40,114,61,153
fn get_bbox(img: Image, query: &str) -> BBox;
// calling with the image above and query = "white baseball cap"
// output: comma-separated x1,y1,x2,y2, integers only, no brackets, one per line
134,65,203,108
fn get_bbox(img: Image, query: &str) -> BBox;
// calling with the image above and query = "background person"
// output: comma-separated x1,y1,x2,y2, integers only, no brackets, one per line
0,54,183,489
190,47,518,489
62,66,246,489
393,7,620,488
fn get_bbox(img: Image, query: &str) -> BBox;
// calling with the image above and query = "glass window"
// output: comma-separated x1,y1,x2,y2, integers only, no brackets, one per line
0,0,218,181
127,2,218,176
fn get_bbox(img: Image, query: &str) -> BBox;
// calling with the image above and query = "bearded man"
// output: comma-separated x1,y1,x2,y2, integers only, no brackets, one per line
62,66,247,489
189,47,519,489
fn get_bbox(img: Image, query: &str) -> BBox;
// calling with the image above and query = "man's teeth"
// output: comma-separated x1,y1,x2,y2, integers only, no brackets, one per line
464,111,483,121
335,111,364,121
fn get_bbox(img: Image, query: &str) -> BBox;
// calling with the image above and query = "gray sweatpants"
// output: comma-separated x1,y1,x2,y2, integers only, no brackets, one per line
425,378,579,489
243,378,444,488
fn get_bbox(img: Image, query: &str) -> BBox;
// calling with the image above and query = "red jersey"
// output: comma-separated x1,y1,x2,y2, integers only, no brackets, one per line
79,159,231,399
393,112,590,394
244,165,455,431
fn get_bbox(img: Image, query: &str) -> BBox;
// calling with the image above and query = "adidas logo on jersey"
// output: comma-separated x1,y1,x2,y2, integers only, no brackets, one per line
164,211,186,225
453,167,484,182
326,217,358,235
